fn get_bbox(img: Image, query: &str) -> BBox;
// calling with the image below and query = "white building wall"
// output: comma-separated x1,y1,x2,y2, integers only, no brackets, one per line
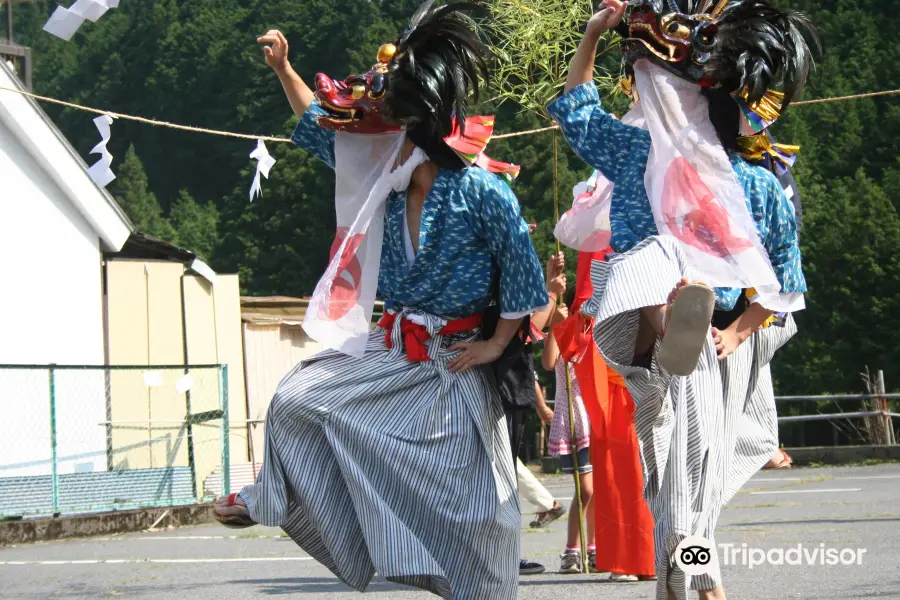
0,118,107,478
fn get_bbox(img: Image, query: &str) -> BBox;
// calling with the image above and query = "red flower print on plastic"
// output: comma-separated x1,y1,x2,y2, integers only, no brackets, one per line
662,157,752,258
322,227,365,320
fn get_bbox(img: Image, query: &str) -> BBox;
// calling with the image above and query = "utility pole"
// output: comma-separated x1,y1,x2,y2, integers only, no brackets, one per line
1,2,33,91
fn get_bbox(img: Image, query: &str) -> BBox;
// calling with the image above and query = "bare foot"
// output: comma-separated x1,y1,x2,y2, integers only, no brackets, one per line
214,493,247,515
699,587,727,600
763,448,792,469
636,278,705,362
667,277,690,306
214,494,254,528
663,277,692,333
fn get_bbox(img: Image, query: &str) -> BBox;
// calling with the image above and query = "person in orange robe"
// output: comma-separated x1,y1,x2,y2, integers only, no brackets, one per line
553,248,656,581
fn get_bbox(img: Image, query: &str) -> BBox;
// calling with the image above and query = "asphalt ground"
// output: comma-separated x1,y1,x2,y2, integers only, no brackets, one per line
1,463,898,599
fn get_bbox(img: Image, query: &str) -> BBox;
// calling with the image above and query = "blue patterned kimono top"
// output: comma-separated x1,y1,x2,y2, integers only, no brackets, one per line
292,104,549,320
548,83,806,310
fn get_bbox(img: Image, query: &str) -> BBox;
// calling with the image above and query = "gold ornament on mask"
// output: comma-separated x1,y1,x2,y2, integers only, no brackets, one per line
377,43,397,64
736,133,800,166
660,14,692,39
739,87,785,124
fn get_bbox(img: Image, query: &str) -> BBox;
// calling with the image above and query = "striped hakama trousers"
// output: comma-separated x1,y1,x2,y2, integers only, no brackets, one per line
583,236,795,599
239,313,519,600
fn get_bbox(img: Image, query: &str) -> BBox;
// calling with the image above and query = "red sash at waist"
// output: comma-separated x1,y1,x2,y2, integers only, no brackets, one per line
377,312,483,362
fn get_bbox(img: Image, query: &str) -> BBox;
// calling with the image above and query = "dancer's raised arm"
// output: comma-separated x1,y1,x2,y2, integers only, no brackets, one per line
258,29,335,168
258,30,315,119
550,0,643,185
564,0,627,93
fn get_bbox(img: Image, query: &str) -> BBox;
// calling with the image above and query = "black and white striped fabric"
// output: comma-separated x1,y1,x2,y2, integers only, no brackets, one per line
583,236,795,600
239,310,519,599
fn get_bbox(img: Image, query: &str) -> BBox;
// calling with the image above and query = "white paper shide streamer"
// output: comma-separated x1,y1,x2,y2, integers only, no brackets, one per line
87,114,116,188
43,0,121,41
249,140,276,201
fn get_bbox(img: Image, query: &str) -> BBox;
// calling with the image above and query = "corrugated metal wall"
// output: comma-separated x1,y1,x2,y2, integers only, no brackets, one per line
105,260,248,497
242,323,322,461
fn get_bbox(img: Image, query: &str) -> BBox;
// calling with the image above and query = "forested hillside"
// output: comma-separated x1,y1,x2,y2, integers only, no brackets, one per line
6,0,899,396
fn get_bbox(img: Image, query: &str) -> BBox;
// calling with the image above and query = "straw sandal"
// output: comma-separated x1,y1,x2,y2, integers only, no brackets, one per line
658,283,715,376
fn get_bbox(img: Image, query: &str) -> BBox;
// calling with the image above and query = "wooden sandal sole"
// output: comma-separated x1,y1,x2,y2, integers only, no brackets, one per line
658,283,715,376
216,514,256,529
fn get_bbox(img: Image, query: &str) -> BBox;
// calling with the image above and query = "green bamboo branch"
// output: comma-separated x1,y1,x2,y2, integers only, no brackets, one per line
483,0,621,122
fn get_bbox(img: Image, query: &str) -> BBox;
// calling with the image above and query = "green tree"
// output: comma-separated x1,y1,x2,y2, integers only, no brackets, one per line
773,169,900,394
214,123,337,297
9,0,900,395
170,190,219,261
112,145,176,241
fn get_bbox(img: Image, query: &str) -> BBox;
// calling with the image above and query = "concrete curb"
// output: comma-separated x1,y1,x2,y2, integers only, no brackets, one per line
540,445,900,473
5,445,898,546
0,503,216,546
782,445,900,466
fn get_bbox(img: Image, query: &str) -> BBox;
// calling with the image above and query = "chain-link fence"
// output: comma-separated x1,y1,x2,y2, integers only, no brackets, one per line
0,364,231,518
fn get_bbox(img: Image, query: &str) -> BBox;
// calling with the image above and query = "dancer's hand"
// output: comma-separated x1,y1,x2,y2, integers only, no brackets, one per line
711,327,743,361
587,0,627,38
714,302,773,360
567,0,626,91
548,273,567,299
258,30,290,73
547,252,567,298
448,339,505,374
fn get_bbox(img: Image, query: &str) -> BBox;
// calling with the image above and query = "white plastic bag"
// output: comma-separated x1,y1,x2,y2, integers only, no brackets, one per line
303,132,426,358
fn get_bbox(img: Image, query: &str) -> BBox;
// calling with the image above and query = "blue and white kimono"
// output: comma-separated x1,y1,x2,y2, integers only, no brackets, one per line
548,82,807,310
550,82,804,599
240,104,548,600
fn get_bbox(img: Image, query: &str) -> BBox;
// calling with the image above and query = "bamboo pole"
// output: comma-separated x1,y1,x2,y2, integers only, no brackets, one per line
553,131,590,573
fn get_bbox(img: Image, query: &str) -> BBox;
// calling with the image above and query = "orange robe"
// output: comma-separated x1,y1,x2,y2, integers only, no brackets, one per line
553,249,655,577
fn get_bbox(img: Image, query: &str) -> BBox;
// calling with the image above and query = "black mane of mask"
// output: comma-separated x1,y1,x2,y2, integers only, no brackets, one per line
703,87,741,152
708,0,820,108
621,0,820,109
620,0,819,152
385,0,490,169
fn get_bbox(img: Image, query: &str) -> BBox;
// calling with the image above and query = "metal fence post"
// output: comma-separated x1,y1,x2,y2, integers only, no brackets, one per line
220,364,230,496
48,365,59,516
